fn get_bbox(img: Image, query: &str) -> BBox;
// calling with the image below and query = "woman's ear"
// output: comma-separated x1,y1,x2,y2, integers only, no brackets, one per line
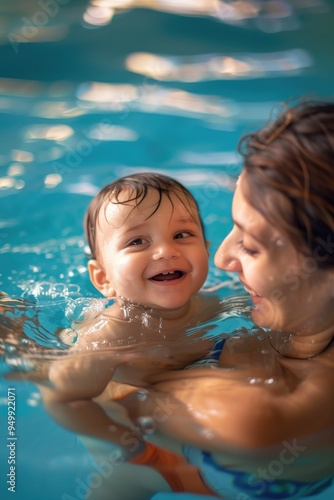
88,259,115,297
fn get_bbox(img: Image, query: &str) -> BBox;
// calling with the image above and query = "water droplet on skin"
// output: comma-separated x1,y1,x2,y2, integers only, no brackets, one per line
21,338,32,345
265,378,275,384
248,377,262,384
200,428,214,440
136,389,148,401
137,416,156,434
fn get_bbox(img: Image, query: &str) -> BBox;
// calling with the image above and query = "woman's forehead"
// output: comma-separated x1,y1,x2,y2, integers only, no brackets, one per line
233,175,282,244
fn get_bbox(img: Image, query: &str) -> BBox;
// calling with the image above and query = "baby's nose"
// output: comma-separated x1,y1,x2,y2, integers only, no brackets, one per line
152,241,181,260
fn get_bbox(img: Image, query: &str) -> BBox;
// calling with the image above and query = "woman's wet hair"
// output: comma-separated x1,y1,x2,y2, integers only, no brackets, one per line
85,172,205,259
239,98,334,268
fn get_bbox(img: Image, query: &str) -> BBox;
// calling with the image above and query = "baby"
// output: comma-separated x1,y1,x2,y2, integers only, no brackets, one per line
47,172,221,401
85,171,210,330
31,173,229,500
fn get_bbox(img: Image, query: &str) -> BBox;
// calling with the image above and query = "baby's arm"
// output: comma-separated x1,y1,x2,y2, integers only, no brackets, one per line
47,350,118,401
46,314,126,401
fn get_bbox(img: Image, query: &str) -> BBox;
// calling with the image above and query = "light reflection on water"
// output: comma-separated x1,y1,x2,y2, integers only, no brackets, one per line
125,49,312,81
79,0,328,32
0,0,328,43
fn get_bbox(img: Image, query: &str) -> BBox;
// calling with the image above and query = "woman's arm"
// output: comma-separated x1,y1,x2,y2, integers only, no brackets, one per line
116,361,334,451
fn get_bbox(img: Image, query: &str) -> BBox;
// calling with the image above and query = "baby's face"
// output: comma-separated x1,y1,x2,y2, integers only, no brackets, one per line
88,189,209,316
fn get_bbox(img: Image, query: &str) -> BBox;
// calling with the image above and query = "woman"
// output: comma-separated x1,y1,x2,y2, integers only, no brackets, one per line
116,99,334,498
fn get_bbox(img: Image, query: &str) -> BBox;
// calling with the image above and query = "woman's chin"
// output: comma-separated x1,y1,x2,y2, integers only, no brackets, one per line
250,301,277,330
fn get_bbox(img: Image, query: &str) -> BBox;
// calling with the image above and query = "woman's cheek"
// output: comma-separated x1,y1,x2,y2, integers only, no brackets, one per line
243,259,274,297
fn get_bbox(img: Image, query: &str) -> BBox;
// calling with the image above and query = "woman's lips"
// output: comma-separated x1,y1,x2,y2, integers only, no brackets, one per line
243,284,257,296
240,279,261,300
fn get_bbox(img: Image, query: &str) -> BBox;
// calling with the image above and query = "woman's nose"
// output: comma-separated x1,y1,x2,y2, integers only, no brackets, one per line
214,230,242,272
152,241,181,261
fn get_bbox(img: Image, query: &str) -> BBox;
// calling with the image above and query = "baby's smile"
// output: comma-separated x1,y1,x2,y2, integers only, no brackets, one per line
150,270,185,282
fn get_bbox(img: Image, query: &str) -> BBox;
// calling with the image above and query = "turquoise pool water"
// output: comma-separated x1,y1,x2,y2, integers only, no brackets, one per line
1,1,334,499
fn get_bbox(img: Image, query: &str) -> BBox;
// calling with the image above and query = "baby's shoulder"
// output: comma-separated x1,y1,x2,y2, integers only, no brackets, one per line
189,293,221,322
71,310,138,349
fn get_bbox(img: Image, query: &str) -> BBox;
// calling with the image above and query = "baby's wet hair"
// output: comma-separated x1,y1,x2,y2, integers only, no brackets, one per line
84,172,205,259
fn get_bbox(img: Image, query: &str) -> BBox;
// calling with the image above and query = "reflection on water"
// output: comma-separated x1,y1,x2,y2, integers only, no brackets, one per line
83,0,261,27
78,82,236,119
126,49,312,82
84,0,327,32
0,0,328,42
24,124,74,141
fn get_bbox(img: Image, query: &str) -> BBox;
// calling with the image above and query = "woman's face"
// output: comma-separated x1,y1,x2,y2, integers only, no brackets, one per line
214,173,334,335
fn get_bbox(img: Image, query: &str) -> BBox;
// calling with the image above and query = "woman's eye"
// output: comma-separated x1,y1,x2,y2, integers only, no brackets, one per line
174,231,191,239
240,242,257,256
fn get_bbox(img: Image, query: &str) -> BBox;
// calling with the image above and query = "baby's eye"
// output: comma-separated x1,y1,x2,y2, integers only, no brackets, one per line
129,238,145,246
174,231,192,239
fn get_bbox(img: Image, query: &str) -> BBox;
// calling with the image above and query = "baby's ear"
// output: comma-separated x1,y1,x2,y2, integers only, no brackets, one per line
205,240,211,255
88,260,115,297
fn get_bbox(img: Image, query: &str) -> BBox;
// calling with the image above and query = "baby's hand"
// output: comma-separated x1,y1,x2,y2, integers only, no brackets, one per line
48,350,119,401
